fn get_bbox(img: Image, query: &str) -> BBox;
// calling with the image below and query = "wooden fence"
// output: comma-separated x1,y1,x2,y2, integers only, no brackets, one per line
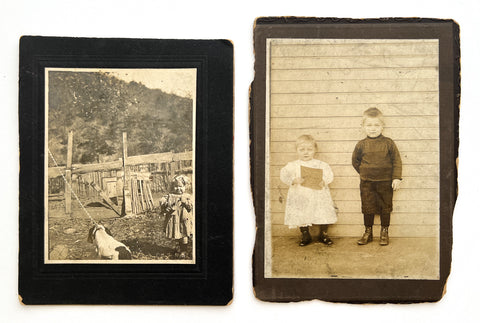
48,151,193,212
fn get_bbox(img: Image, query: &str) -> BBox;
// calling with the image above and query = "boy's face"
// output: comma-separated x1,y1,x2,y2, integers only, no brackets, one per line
363,117,384,138
296,142,316,161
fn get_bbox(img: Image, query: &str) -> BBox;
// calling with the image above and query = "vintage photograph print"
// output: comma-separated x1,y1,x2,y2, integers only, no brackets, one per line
265,38,440,279
252,18,459,302
19,37,233,305
45,68,196,264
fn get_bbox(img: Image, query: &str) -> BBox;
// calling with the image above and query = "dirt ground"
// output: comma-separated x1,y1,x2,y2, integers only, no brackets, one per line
270,236,439,279
47,196,193,261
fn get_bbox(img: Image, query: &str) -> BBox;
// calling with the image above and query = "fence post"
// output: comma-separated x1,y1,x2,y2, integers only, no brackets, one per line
122,132,133,216
65,131,73,215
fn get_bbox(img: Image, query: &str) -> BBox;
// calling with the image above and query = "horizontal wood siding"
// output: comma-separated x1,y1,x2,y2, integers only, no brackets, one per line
267,39,439,238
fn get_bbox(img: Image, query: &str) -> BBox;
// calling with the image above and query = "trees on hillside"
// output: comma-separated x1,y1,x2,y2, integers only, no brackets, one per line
47,71,193,166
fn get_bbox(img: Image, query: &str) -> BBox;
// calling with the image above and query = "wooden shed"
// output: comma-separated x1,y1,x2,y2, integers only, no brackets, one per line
266,39,439,239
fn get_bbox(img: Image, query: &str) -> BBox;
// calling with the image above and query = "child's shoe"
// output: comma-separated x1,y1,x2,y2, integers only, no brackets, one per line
299,227,312,246
319,232,333,245
379,226,389,246
319,225,333,245
357,226,373,245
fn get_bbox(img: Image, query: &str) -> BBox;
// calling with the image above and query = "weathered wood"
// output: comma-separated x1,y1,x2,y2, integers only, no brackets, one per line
270,200,438,214
271,103,439,117
270,140,439,153
270,39,438,45
270,128,439,141
65,170,72,214
269,176,439,189
269,188,439,202
271,223,438,238
271,92,438,105
146,182,155,209
270,152,439,166
271,212,439,226
271,56,438,70
270,164,439,177
47,152,193,179
271,79,438,93
266,39,440,238
122,132,133,216
65,131,74,215
271,67,439,81
138,180,146,211
271,41,438,57
89,182,121,216
271,116,438,129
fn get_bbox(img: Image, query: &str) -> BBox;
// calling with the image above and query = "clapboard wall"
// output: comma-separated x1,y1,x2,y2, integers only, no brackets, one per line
267,39,439,238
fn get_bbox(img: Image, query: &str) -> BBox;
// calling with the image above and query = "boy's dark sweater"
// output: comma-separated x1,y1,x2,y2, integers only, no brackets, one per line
352,134,402,181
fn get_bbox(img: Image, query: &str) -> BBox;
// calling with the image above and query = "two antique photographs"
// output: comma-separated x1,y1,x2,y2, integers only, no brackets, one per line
18,19,458,305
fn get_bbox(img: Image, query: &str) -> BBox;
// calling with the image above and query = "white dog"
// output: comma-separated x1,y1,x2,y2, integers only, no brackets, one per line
87,224,132,260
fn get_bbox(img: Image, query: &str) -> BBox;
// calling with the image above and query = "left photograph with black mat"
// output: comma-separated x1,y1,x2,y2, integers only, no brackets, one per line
19,37,233,305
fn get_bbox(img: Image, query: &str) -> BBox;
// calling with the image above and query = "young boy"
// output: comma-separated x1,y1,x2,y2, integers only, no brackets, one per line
352,108,402,246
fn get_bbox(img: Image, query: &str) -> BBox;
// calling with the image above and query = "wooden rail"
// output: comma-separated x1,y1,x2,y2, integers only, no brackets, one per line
48,151,193,178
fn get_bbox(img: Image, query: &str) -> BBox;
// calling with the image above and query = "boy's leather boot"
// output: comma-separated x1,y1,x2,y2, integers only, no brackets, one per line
319,225,333,245
380,226,389,246
357,226,373,245
299,226,312,246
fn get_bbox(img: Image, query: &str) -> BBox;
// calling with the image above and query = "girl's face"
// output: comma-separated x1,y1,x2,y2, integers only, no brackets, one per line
296,142,316,161
363,117,384,138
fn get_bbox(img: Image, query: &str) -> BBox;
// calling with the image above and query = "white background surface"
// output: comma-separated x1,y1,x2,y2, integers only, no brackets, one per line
1,0,479,322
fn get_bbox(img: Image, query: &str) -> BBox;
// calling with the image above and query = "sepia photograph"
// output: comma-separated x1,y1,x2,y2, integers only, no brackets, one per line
45,68,196,264
252,18,458,302
19,37,233,305
265,38,440,279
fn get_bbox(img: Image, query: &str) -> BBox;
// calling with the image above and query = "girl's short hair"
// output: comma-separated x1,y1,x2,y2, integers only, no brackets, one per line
362,107,385,125
295,135,318,150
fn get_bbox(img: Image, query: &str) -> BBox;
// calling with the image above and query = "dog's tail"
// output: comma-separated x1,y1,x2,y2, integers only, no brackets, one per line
115,246,132,260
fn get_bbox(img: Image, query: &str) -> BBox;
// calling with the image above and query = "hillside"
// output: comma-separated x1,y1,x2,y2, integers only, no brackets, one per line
47,70,193,166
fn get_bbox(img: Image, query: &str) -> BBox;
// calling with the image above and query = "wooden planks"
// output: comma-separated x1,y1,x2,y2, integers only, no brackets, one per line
270,140,439,153
271,79,438,93
271,56,438,70
271,116,438,129
270,187,439,202
270,151,439,166
271,128,439,141
267,39,440,238
270,176,439,189
271,212,439,226
47,151,193,178
270,200,438,214
271,68,439,81
270,40,439,57
271,164,439,177
271,103,439,117
271,92,438,105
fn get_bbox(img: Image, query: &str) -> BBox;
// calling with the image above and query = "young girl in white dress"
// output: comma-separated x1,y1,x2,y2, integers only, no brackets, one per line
280,135,337,246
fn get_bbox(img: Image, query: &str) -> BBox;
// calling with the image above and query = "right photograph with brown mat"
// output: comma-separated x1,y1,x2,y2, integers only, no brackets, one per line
251,18,459,302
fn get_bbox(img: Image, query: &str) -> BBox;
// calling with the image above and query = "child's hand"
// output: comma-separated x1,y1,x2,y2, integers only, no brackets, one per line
292,177,304,185
392,179,401,191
